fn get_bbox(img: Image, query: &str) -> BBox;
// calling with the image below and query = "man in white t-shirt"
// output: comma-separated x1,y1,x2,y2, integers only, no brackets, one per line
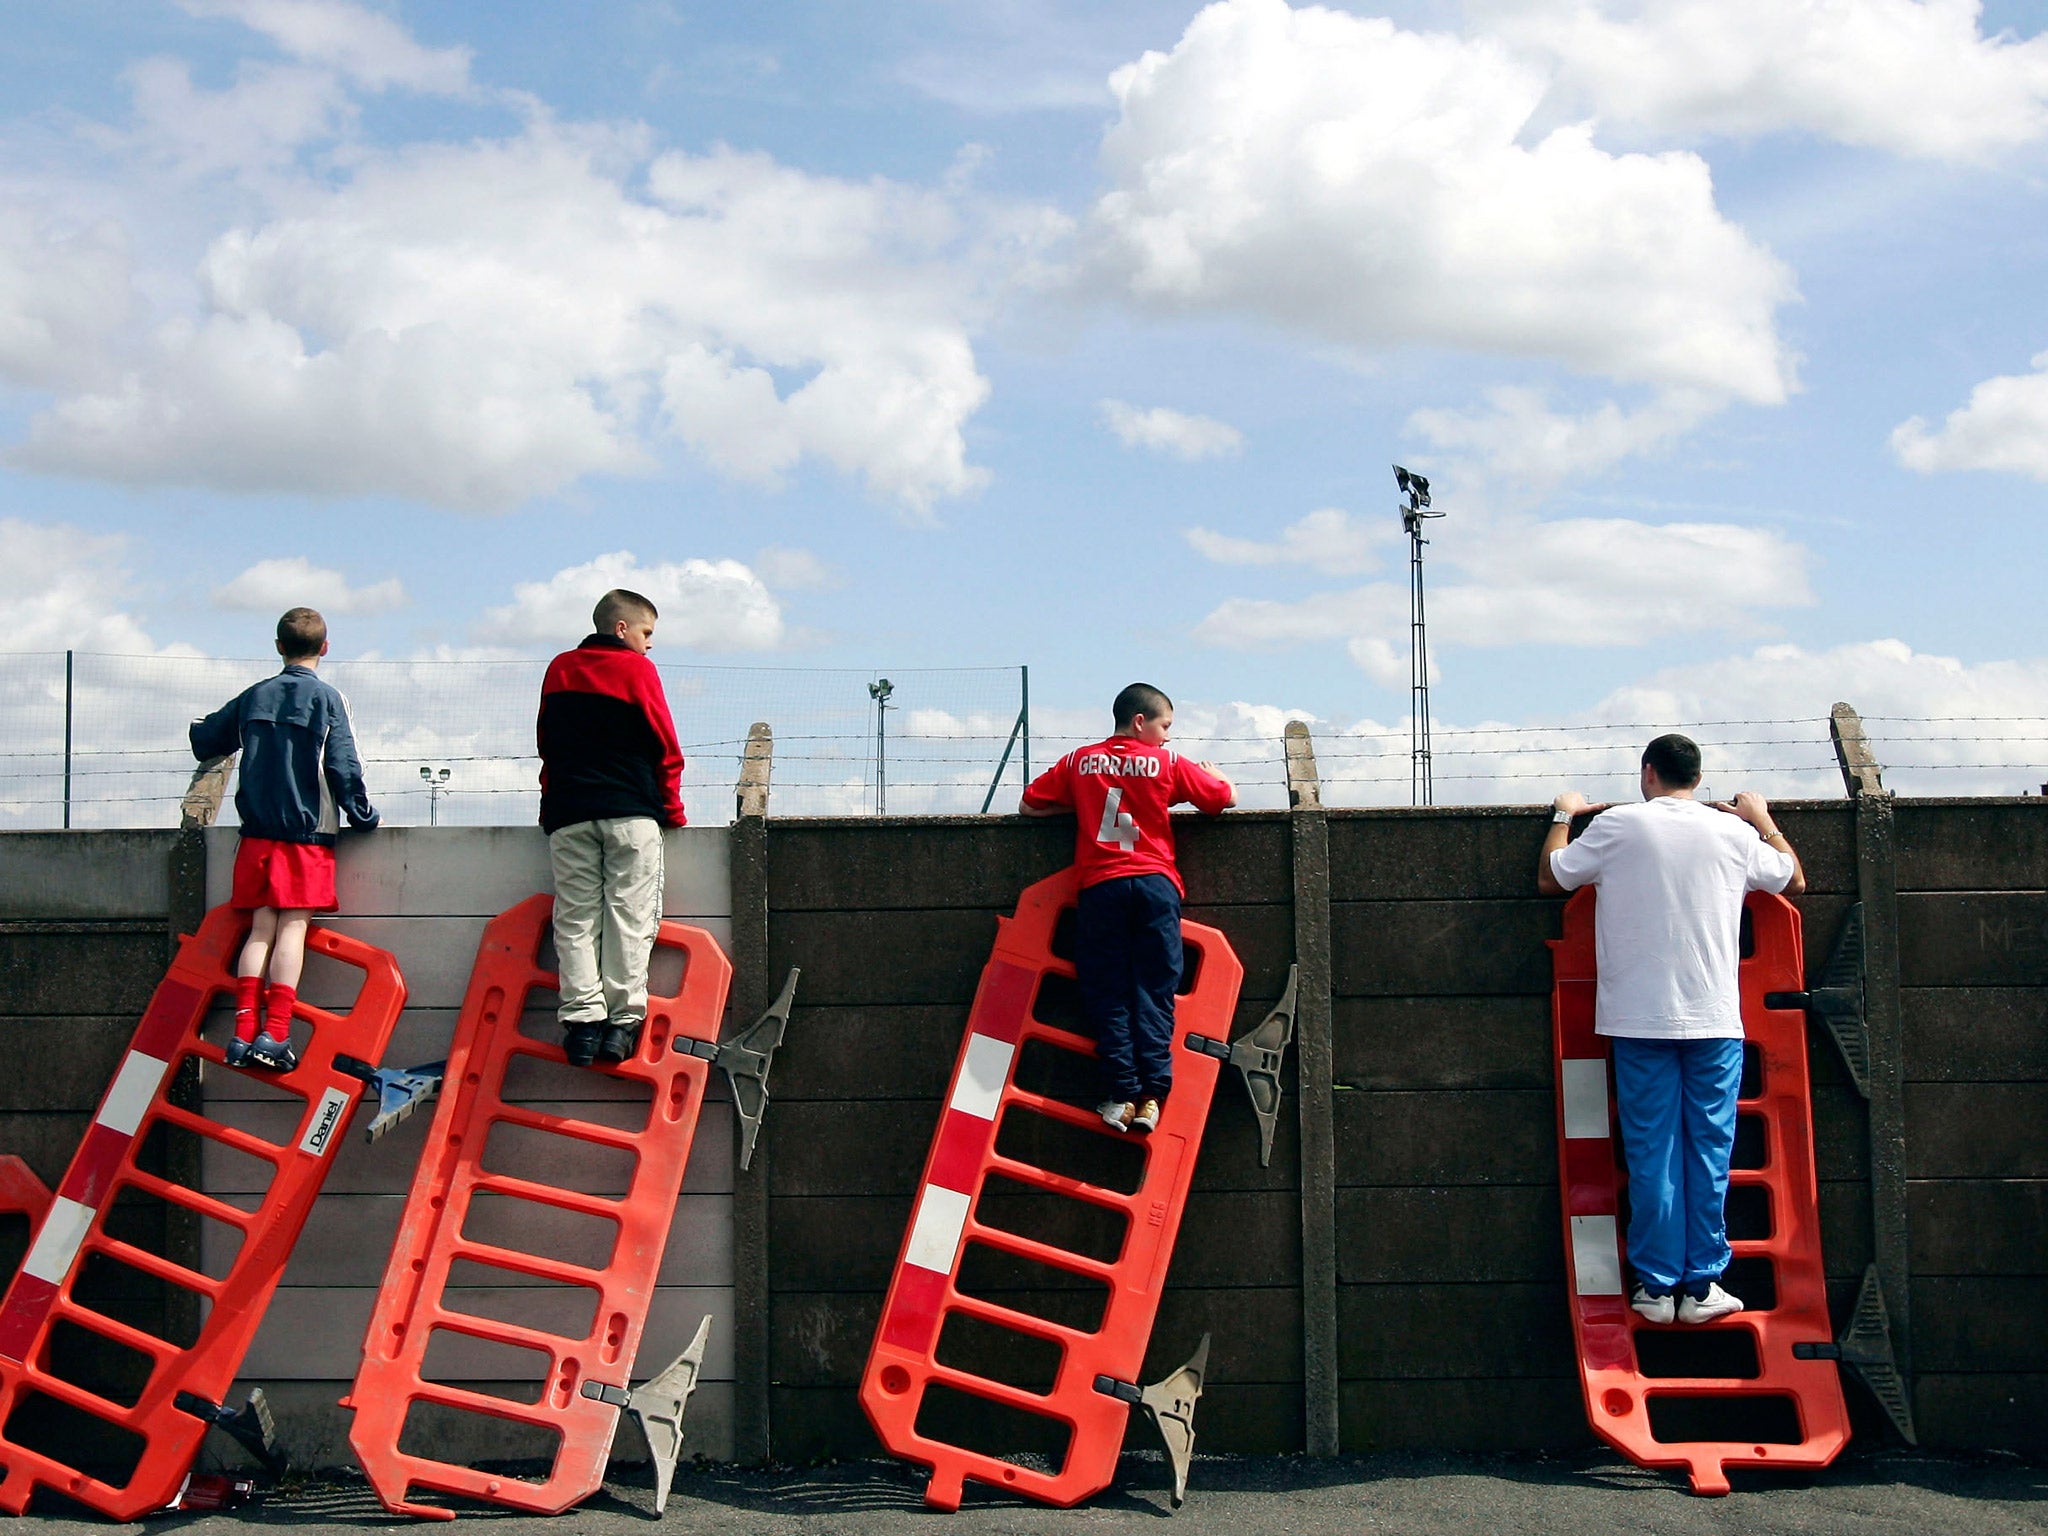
1537,734,1806,1326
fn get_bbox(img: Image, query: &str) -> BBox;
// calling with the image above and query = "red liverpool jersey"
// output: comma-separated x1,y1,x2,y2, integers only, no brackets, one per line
1022,737,1233,893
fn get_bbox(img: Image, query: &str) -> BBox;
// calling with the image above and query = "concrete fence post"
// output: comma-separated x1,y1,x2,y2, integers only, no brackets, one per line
1285,721,1340,1453
729,724,774,1460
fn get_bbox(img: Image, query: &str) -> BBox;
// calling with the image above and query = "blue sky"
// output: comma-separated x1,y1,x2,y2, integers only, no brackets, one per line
4,0,2048,811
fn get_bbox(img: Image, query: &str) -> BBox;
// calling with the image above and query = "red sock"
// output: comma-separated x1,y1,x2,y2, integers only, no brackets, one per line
234,975,262,1043
263,983,297,1041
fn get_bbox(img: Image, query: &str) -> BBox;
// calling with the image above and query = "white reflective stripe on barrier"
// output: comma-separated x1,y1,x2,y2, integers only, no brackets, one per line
98,1051,173,1137
21,1197,94,1287
949,1034,1014,1122
1561,1058,1610,1140
1570,1214,1623,1296
905,1185,973,1274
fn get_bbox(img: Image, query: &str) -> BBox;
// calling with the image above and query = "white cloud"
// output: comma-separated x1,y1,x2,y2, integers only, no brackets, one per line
10,124,998,514
752,545,839,591
0,212,134,390
0,518,161,654
1890,351,2048,481
1086,0,1796,404
212,556,407,615
1186,507,1385,575
1196,512,1812,664
1099,399,1244,460
121,57,354,176
180,0,474,95
1487,0,2048,162
473,551,785,653
1406,386,1715,495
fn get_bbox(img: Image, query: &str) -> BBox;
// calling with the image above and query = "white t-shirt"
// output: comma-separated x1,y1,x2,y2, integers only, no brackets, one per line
1549,796,1796,1040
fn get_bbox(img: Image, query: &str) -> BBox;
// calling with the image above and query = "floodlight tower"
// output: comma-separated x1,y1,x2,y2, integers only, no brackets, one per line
869,678,895,814
1395,466,1444,806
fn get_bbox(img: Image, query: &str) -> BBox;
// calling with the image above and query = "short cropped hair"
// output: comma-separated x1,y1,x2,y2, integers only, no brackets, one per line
276,607,326,660
1113,682,1172,729
1642,733,1702,789
593,588,658,633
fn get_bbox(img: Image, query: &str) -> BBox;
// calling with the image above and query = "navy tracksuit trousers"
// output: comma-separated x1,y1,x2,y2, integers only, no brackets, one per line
1074,873,1183,1103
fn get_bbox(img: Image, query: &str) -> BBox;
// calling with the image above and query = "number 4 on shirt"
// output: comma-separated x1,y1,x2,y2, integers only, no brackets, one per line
1096,787,1139,852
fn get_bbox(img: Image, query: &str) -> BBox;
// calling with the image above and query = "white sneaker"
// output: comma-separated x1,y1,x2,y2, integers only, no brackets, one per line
1630,1286,1676,1324
1097,1100,1135,1132
1678,1282,1744,1325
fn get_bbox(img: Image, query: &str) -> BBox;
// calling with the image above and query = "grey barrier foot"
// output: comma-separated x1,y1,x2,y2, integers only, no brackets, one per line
585,1316,715,1516
717,967,799,1172
1185,963,1298,1167
174,1386,289,1478
1140,1333,1209,1510
1795,1263,1918,1445
334,1056,447,1143
1765,904,1869,1097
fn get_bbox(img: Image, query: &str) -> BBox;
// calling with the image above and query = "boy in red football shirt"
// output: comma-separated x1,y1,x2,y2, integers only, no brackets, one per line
1020,683,1235,1132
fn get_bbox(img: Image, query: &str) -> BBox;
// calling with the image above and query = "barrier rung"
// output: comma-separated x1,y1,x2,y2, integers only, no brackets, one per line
927,1361,1071,1417
998,1087,1123,1138
969,1155,1134,1214
116,1168,256,1233
412,1310,586,1361
463,1173,622,1219
401,1380,563,1428
12,1340,159,1423
86,1235,222,1299
446,1241,602,1288
152,1101,289,1166
944,1292,1097,1346
963,1223,1119,1285
484,1104,639,1154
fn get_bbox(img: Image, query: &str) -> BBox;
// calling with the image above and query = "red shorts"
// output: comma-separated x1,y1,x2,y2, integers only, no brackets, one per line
231,838,338,912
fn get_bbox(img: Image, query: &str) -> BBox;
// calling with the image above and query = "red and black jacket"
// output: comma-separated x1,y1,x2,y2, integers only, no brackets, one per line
536,635,686,834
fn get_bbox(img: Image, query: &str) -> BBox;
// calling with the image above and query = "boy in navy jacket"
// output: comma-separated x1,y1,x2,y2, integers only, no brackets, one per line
537,588,686,1068
191,607,378,1070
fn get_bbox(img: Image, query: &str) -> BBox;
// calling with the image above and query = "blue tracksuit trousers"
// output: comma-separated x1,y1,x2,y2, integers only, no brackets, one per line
1074,874,1183,1103
1611,1035,1745,1294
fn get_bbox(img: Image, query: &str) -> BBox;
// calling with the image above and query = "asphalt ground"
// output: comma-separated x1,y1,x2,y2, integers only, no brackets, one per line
21,1451,2047,1535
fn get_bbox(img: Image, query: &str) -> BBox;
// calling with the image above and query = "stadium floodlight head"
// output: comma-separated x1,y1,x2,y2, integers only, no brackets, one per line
1394,465,1433,510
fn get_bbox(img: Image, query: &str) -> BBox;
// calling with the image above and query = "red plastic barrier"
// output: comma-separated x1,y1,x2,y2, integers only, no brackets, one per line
346,894,731,1519
861,867,1244,1510
1550,888,1849,1494
0,904,407,1519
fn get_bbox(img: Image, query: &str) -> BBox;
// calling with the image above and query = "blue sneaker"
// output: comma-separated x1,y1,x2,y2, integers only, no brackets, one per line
246,1034,299,1072
224,1038,253,1068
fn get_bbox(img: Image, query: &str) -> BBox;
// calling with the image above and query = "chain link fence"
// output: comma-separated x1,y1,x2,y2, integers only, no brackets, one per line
3,651,2045,830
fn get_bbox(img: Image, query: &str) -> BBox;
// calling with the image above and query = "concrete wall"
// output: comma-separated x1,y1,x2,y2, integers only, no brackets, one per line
1,798,2042,1473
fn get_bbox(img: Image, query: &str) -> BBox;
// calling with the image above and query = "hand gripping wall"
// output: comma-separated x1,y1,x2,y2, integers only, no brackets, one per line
0,904,407,1519
1550,888,1849,1495
346,894,732,1520
861,867,1244,1511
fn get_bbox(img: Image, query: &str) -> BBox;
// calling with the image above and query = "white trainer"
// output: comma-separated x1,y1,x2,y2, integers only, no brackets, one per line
1630,1286,1676,1324
1097,1100,1135,1132
1678,1282,1745,1325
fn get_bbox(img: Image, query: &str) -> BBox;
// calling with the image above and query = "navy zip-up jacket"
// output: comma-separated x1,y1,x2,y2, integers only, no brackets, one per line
190,665,378,845
537,635,686,834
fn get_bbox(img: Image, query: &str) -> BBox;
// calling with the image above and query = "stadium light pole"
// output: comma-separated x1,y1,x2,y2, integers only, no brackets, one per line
868,678,895,815
1395,466,1444,806
419,764,450,826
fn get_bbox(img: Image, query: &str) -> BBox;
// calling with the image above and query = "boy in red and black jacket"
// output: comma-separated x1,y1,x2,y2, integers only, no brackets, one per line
537,588,686,1068
1020,683,1234,1134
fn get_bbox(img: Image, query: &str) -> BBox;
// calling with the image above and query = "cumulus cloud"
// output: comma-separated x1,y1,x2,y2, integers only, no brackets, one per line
0,518,161,654
473,551,785,653
179,0,474,96
1487,0,2048,162
120,57,354,176
1890,352,2048,481
212,556,407,615
0,212,134,390
9,122,997,514
1087,0,1796,404
1186,507,1385,576
1406,386,1716,496
1196,512,1812,672
1099,399,1244,459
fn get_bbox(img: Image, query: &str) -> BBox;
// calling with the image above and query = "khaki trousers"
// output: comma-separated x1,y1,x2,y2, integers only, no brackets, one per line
548,816,664,1027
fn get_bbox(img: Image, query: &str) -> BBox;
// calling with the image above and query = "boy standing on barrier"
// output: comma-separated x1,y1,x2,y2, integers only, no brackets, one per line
1537,733,1806,1324
1020,683,1235,1134
191,606,379,1071
537,588,686,1069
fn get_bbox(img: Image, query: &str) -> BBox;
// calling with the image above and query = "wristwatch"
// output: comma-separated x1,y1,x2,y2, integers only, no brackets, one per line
1552,809,1574,824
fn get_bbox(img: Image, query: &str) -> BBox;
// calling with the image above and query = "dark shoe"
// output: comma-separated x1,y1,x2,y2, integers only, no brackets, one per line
246,1034,299,1072
223,1038,254,1068
563,1023,603,1067
595,1021,642,1066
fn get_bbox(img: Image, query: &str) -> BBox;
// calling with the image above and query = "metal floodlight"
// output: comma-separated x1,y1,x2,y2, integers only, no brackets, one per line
1394,468,1445,807
868,679,895,815
1394,465,1432,509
